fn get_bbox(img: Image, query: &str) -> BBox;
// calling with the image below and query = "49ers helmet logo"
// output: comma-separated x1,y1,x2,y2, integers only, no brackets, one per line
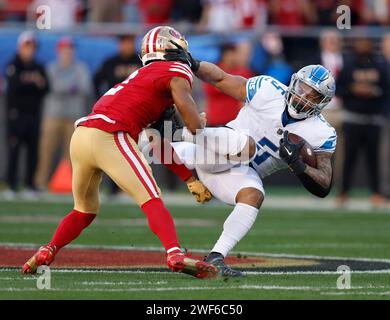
141,26,188,66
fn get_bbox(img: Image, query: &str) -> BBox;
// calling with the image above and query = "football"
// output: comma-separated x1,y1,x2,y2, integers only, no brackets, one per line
287,132,317,168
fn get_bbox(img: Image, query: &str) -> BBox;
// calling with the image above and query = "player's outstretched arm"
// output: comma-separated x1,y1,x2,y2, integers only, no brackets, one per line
196,61,247,102
170,76,204,134
164,45,247,102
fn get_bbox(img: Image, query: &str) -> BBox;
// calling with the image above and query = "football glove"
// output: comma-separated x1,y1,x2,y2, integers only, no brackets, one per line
164,40,201,72
186,177,212,204
279,130,306,175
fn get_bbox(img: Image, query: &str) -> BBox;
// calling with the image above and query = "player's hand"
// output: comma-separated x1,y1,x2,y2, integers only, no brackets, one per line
279,130,306,175
164,41,200,72
186,176,212,204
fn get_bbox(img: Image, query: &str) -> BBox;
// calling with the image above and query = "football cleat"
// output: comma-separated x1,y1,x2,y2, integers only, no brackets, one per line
21,245,56,274
167,252,218,279
204,252,245,278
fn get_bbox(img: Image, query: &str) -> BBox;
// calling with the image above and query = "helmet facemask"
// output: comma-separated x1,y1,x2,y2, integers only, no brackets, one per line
286,75,332,120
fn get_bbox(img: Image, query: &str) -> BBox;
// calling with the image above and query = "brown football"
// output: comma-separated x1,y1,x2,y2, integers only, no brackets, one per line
287,132,317,168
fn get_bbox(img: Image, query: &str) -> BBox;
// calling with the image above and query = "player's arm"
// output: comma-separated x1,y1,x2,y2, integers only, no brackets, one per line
169,76,203,134
164,44,247,102
195,61,247,102
297,152,333,198
279,131,333,198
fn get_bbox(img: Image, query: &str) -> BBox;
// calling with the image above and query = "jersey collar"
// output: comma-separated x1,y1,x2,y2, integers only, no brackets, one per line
281,107,305,127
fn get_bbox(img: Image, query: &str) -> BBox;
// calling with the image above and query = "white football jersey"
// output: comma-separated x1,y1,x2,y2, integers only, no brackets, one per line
227,75,337,178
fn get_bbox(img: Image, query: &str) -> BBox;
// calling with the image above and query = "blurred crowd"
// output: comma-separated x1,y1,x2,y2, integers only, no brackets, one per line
1,0,390,30
1,27,390,210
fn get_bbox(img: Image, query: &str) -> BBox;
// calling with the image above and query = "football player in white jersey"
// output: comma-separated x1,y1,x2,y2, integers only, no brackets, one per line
164,47,337,277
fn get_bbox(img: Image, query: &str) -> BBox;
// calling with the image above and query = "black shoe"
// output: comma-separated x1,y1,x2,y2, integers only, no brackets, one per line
204,252,245,277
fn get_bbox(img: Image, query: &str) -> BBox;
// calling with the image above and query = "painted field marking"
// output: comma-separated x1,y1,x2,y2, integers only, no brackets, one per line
1,242,390,264
80,280,168,285
2,268,390,275
1,284,390,294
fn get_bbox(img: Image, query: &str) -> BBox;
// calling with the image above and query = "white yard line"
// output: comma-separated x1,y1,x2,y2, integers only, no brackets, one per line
1,284,390,294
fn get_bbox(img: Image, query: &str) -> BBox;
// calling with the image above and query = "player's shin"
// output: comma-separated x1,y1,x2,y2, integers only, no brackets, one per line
48,209,96,252
182,127,255,163
141,198,181,252
211,203,258,257
141,198,218,278
22,209,96,273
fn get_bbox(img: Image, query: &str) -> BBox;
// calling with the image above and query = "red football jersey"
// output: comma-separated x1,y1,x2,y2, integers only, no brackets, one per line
78,61,193,141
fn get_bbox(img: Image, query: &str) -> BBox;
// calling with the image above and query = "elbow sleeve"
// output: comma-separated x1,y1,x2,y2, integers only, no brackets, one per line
296,172,332,198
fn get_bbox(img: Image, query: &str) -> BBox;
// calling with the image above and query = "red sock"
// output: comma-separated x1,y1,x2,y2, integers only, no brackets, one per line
154,139,192,182
49,209,96,253
141,198,181,253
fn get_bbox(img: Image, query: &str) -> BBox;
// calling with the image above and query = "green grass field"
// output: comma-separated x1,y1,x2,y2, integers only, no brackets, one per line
0,199,390,300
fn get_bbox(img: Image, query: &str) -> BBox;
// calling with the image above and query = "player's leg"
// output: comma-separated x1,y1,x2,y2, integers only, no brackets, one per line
94,130,217,278
182,126,257,164
22,127,101,273
196,166,264,277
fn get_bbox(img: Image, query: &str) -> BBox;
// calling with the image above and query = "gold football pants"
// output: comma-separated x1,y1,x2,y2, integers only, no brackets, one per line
70,126,161,213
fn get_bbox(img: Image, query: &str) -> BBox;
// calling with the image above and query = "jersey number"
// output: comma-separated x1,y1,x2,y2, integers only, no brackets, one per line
252,137,278,166
104,69,139,96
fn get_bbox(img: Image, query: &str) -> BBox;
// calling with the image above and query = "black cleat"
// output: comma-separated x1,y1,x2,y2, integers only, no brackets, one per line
204,252,245,278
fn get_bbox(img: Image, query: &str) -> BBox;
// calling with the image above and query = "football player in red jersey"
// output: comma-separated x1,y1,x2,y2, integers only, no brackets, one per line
21,26,219,279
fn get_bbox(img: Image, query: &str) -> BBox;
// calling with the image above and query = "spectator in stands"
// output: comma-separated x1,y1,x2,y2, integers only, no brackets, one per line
172,0,203,24
381,33,390,197
93,34,141,100
93,34,142,195
318,30,344,79
232,0,268,30
250,32,293,85
312,0,338,26
198,0,239,32
203,43,253,126
336,0,365,26
29,0,82,29
316,30,344,193
362,0,389,26
3,31,48,199
123,0,141,23
88,0,122,22
336,37,389,208
34,36,92,191
268,0,317,26
138,0,174,25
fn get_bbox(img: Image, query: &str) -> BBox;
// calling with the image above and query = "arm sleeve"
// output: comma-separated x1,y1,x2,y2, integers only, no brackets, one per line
296,171,332,198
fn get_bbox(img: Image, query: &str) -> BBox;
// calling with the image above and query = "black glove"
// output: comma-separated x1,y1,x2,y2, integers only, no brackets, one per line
164,40,200,72
279,130,306,175
150,106,181,138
